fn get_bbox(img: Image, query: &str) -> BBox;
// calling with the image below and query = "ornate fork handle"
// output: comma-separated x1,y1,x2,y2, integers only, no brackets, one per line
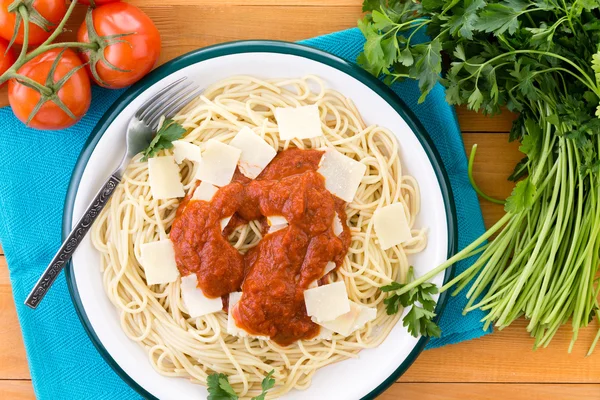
25,175,121,309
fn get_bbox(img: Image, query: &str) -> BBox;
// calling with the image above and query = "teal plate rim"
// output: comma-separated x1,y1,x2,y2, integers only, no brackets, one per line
63,40,458,400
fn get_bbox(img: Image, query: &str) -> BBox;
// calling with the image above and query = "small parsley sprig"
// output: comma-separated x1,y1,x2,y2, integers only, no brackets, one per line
207,370,275,400
381,267,441,338
141,118,186,161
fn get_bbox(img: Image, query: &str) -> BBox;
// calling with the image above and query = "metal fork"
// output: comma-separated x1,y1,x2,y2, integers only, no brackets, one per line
25,77,202,309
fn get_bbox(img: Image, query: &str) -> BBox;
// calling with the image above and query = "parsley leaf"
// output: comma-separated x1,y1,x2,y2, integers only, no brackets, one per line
474,0,530,36
141,118,186,161
207,370,276,400
518,119,542,161
447,0,486,40
251,370,275,400
505,177,537,214
207,373,238,400
410,39,443,103
381,267,441,338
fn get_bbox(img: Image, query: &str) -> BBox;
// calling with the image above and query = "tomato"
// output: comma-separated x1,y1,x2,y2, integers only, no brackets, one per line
8,48,91,130
79,0,119,5
0,0,67,45
77,2,161,88
0,38,16,83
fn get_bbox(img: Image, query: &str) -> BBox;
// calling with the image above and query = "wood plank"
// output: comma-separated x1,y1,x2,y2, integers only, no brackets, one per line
0,257,30,380
0,380,35,400
403,318,600,383
457,106,516,133
2,380,600,400
383,383,600,400
129,0,361,5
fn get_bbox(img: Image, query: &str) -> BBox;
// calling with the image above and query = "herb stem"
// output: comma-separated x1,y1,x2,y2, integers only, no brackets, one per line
396,213,512,297
467,144,505,205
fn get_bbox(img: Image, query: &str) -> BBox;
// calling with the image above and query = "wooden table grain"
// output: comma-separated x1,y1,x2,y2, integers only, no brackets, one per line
0,1,598,399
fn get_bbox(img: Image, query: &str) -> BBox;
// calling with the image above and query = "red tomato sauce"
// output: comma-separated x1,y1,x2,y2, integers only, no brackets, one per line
170,148,351,345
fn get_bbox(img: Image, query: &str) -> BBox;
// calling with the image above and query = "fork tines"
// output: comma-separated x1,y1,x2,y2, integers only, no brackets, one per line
136,77,202,130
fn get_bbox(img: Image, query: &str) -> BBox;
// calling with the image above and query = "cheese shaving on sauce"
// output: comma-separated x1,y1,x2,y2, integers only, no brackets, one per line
192,181,218,202
195,139,241,187
229,126,277,179
317,148,366,203
303,281,350,323
180,274,222,318
227,292,269,340
332,212,344,236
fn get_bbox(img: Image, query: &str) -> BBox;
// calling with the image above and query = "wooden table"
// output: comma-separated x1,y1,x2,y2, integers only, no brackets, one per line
0,1,599,399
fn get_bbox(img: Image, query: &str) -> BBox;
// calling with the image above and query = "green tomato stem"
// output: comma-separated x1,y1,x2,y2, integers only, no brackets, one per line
13,74,52,96
17,5,29,62
36,0,79,50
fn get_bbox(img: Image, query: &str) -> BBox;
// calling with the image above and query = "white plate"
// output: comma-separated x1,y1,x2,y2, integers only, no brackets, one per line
64,41,457,400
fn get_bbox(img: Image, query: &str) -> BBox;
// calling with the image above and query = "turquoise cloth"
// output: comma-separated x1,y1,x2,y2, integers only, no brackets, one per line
0,28,490,399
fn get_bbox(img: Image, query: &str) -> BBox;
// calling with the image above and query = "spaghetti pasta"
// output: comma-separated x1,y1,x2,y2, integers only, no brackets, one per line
91,75,427,398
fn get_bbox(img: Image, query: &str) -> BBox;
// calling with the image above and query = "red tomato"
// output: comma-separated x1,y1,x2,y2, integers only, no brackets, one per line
79,0,120,5
0,38,16,83
8,48,91,130
0,0,67,45
77,2,161,88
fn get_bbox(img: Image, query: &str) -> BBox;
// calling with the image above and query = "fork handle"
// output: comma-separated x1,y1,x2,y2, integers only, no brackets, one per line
25,175,121,309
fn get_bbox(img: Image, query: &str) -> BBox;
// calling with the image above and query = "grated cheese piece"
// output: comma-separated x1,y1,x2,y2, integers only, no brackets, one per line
191,181,218,202
308,327,333,341
267,215,288,234
315,301,377,336
323,261,336,276
148,156,185,200
267,215,288,226
195,139,241,187
180,274,222,318
227,292,269,340
274,105,323,140
220,216,232,231
172,141,202,164
140,239,180,285
317,148,366,203
351,303,378,332
229,126,277,179
373,202,412,250
304,281,350,323
332,212,344,236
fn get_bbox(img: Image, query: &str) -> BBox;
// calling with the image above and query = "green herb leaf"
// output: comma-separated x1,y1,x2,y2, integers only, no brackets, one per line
519,119,542,160
251,370,276,400
447,0,486,40
362,0,382,12
381,267,440,338
207,373,238,400
410,39,443,103
505,177,537,214
141,119,186,161
474,0,529,36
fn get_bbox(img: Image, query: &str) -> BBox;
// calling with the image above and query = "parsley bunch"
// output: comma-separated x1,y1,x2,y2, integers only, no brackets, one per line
359,0,600,353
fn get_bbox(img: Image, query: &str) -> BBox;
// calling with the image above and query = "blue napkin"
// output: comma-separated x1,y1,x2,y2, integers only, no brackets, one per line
0,28,490,399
